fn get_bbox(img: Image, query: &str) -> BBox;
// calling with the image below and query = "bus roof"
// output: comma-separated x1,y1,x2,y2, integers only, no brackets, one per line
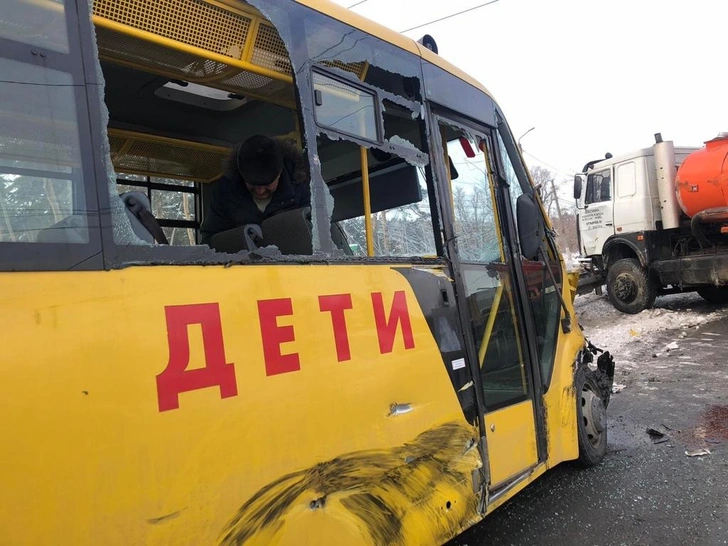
294,0,494,101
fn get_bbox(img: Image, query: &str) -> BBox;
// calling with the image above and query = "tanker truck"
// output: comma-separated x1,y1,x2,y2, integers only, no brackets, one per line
573,133,728,313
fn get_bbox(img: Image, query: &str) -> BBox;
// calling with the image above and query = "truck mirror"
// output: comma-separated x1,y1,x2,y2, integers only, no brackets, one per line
516,193,544,260
573,175,583,200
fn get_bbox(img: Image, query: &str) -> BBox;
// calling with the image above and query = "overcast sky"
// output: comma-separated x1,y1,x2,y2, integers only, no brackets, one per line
329,0,726,188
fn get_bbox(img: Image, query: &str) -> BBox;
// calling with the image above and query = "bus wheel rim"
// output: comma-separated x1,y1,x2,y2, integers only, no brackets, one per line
582,384,605,446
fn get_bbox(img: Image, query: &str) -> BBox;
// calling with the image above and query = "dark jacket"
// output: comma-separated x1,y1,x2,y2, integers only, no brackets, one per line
200,140,310,245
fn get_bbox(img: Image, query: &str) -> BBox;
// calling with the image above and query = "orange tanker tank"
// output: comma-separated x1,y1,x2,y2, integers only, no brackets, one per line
676,134,728,218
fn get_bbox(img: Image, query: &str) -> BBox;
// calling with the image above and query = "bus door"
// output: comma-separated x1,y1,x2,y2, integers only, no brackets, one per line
436,117,541,491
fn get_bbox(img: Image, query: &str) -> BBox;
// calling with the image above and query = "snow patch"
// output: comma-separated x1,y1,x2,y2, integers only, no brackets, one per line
575,292,728,360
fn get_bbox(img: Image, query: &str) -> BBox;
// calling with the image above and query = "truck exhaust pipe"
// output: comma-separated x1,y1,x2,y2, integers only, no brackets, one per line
653,133,681,230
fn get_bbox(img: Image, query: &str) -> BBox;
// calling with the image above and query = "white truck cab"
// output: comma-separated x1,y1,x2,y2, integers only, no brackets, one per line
571,137,723,313
575,146,697,259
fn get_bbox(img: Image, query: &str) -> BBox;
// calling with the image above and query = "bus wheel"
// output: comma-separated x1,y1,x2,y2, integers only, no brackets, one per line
697,285,728,304
576,367,607,466
606,258,657,314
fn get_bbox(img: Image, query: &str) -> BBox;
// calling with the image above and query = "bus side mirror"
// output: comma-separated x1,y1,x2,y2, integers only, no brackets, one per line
516,193,544,261
573,174,583,200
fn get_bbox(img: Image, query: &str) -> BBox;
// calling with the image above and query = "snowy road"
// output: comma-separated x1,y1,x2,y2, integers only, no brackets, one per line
449,293,728,546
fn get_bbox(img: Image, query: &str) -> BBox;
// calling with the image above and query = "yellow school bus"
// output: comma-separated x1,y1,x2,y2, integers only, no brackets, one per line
0,1,615,544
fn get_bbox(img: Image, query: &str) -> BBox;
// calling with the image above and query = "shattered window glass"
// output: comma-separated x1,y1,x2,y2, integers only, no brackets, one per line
250,0,428,254
82,0,436,261
382,100,424,153
319,134,437,258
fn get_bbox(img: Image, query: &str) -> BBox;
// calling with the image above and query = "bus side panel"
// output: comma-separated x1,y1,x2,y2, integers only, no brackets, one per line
542,279,583,467
0,265,481,546
543,330,582,466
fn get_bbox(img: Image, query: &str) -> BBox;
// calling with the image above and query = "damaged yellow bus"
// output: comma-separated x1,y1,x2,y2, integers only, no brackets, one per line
0,0,614,544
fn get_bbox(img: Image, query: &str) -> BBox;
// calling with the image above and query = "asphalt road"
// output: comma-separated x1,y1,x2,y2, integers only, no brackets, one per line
448,303,728,546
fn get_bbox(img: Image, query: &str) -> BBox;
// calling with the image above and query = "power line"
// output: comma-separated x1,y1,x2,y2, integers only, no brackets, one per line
347,0,369,8
400,0,501,33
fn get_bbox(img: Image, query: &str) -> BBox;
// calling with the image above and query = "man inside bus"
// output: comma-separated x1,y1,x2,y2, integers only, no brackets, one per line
200,134,310,245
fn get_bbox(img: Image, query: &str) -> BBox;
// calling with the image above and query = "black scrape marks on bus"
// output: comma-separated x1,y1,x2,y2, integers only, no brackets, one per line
217,422,475,546
147,508,186,525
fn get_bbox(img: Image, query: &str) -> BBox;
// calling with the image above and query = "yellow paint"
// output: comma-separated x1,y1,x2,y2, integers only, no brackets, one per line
4,0,595,543
485,400,539,487
0,265,484,546
0,259,586,545
566,271,580,304
478,284,503,366
107,128,231,183
360,147,374,256
540,270,584,467
92,17,292,85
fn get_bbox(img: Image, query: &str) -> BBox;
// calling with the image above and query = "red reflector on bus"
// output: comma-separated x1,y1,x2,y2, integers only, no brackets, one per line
459,137,476,158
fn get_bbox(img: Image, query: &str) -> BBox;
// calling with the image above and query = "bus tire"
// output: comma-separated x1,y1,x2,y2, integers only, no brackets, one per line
697,285,728,304
606,258,657,314
576,366,607,467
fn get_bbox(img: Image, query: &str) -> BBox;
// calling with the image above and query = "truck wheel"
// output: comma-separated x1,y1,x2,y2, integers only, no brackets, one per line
606,258,657,314
576,366,607,467
697,286,728,304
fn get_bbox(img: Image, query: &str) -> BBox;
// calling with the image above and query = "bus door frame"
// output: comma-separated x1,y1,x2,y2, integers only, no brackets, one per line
426,105,549,501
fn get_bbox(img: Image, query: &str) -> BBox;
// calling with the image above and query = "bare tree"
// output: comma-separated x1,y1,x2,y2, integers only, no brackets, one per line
528,166,578,254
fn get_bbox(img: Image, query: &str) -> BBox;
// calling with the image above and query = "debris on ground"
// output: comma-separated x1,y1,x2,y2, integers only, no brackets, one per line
665,341,679,351
685,448,711,457
611,383,626,394
646,427,665,439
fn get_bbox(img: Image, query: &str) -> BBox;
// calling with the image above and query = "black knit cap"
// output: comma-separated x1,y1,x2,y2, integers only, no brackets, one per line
236,134,283,186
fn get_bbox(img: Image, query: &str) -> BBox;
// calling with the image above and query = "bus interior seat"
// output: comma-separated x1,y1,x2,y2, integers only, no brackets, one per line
260,207,352,255
208,207,352,255
208,224,262,254
36,214,88,244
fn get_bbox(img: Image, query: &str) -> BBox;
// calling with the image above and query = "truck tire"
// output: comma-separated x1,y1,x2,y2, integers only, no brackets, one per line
697,286,728,304
576,366,607,467
606,258,657,314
